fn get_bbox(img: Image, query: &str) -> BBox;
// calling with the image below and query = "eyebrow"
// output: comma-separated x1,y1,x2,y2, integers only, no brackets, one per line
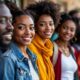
39,20,54,23
16,23,34,27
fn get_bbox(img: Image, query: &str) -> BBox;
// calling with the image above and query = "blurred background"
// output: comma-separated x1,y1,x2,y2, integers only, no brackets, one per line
0,0,80,12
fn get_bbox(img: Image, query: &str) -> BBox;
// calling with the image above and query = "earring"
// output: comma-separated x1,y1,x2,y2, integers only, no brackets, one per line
71,36,77,43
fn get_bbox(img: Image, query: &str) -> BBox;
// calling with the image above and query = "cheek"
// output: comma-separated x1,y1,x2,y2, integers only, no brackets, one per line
52,27,55,32
32,31,35,37
0,24,6,30
13,30,22,41
58,30,64,38
36,27,44,34
72,32,76,37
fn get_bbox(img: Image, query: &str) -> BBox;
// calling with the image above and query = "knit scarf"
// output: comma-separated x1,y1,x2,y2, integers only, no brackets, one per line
28,34,55,80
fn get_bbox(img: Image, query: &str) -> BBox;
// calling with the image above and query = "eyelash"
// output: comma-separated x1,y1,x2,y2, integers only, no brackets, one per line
0,18,12,24
39,23,54,27
17,25,35,31
30,27,35,30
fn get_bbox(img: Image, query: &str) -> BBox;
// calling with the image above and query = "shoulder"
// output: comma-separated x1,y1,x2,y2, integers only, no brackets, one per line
1,49,17,64
70,46,78,60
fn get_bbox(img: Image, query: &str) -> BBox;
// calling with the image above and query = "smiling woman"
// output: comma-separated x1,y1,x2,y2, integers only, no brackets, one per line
0,5,39,80
25,1,61,80
53,13,79,80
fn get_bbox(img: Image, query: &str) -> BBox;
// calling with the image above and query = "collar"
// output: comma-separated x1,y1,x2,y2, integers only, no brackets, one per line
11,42,37,62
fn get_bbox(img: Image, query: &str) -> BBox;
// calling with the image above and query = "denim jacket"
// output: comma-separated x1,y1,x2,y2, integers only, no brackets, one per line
0,42,39,80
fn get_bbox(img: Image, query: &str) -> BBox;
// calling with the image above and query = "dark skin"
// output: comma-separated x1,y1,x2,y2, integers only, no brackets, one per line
0,3,13,53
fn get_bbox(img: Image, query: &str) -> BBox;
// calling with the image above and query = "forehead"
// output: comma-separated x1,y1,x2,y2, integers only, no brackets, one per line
38,15,53,21
62,20,76,28
14,15,34,25
0,4,12,17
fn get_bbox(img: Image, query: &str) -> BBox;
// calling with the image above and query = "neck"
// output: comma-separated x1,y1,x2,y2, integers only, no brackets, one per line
18,44,27,52
56,39,70,56
18,44,29,58
56,39,69,48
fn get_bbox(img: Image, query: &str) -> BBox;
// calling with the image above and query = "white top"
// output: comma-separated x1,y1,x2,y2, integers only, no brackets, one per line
28,59,39,80
61,53,77,80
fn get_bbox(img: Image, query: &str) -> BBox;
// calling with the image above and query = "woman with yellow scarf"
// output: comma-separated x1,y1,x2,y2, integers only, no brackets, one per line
25,1,61,80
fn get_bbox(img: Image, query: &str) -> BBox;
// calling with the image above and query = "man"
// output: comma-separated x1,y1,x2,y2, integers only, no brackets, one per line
0,1,13,54
0,2,13,79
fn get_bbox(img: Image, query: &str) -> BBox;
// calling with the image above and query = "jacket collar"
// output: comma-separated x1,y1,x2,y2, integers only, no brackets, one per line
11,42,37,62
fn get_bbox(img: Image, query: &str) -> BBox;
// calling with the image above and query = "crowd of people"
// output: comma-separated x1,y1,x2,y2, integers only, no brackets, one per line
0,0,80,80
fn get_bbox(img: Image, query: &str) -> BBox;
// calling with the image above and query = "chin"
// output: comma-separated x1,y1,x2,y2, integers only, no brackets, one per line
45,36,51,39
24,42,31,46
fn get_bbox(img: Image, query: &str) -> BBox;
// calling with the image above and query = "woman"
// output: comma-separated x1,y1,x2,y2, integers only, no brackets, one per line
26,1,60,80
53,13,79,80
0,8,39,80
69,9,80,78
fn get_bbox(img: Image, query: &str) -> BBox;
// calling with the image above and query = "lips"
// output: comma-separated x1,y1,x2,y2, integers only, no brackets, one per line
22,36,33,42
3,34,12,40
63,34,71,40
3,31,13,35
2,32,13,40
44,32,52,36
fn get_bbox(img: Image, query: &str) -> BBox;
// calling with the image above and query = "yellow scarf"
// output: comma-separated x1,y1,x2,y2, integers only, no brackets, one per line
28,34,55,80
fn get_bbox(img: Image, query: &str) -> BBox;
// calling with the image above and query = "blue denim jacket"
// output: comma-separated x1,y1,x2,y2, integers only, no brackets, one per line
0,42,39,80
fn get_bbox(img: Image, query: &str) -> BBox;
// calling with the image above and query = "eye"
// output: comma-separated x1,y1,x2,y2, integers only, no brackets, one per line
62,25,67,30
0,18,6,24
30,25,35,31
38,22,46,27
9,18,12,23
49,22,54,26
17,24,25,30
70,28,76,32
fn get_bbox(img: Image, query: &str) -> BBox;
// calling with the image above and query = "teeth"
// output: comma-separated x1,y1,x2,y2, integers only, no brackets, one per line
23,37,31,40
65,35,70,38
3,34,12,37
45,33,51,35
2,36,12,41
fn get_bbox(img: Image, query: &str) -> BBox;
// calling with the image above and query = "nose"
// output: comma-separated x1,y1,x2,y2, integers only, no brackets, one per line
6,21,14,31
46,23,55,31
25,27,30,34
46,24,51,30
66,29,71,34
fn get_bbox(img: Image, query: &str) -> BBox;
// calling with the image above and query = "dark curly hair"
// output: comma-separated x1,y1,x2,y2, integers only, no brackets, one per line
55,12,77,32
69,9,80,43
25,1,61,27
4,1,35,24
4,1,20,15
69,8,80,17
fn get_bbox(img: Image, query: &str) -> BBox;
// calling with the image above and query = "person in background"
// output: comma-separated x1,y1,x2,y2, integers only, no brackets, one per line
69,8,80,79
25,1,61,80
0,1,13,54
53,13,79,80
69,9,80,50
0,6,39,80
69,9,80,78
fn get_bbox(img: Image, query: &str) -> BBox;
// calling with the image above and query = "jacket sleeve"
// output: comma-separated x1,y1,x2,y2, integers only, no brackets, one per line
0,56,15,80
